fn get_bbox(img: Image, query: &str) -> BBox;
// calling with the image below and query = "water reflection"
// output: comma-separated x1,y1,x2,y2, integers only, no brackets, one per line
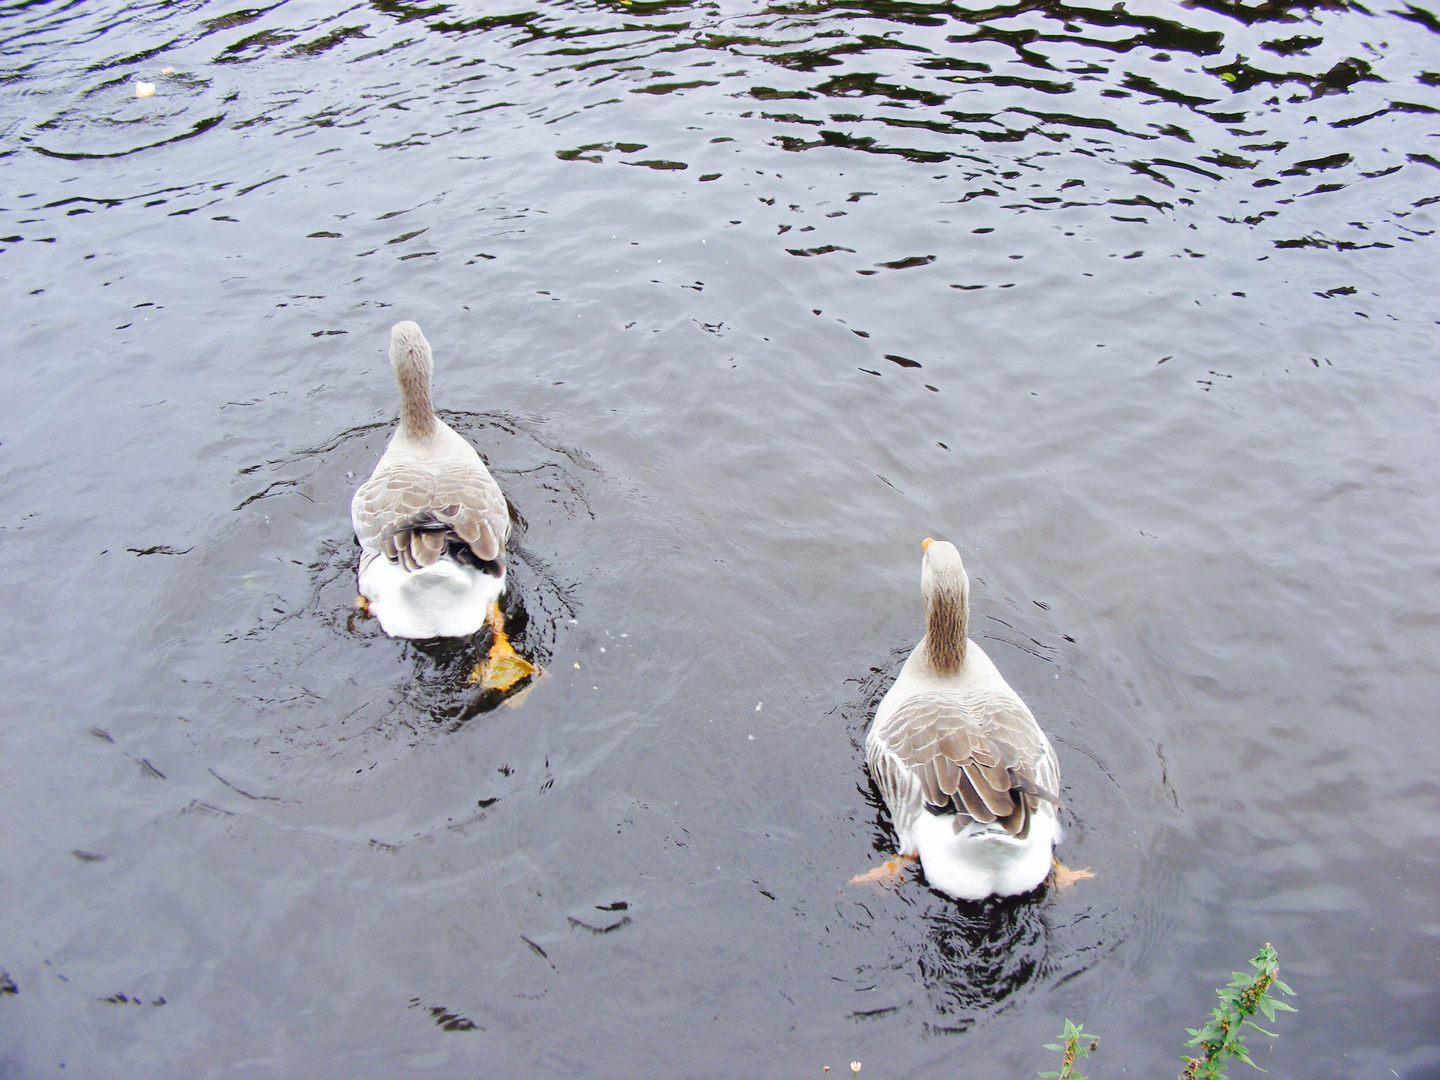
848,773,1064,1033
915,891,1049,1033
3,0,1432,259
384,587,552,727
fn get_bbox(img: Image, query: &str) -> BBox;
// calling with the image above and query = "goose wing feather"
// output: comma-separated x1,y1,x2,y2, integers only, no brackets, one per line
870,690,1060,835
352,452,507,570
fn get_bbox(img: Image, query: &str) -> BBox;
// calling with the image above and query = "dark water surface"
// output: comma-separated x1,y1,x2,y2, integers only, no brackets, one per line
1,0,1437,1076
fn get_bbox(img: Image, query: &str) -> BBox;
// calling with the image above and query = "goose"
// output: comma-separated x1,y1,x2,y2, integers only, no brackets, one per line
863,539,1065,900
351,321,536,691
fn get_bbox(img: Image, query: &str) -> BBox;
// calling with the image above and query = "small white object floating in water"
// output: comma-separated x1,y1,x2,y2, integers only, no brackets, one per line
160,66,174,75
135,81,156,98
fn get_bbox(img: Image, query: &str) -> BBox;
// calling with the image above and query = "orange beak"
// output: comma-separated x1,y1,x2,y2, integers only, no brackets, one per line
921,537,934,551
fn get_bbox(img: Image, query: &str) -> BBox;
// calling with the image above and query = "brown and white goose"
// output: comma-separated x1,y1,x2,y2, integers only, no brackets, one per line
864,538,1062,900
351,321,534,689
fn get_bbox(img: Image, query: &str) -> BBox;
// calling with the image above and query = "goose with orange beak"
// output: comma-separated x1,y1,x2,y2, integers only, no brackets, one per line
862,538,1066,900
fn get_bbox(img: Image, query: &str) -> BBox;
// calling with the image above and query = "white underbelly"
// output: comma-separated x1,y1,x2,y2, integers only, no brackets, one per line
357,550,505,639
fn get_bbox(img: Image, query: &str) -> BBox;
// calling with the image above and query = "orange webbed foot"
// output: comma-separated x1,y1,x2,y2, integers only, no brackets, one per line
468,601,540,692
1049,859,1096,892
847,854,918,889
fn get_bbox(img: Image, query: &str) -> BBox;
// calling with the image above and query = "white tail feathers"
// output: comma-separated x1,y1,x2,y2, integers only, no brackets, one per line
358,551,505,639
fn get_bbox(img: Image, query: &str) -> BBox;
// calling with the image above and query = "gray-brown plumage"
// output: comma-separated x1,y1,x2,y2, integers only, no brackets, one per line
867,690,1059,841
352,458,506,573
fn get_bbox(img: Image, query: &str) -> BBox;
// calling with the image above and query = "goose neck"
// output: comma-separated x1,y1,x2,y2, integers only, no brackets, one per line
396,362,436,439
923,585,967,675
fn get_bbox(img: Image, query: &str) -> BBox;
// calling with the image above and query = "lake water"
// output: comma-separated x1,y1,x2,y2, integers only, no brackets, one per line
0,0,1436,1076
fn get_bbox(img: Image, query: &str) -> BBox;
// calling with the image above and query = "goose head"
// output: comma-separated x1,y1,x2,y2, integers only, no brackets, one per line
389,320,436,439
920,537,969,675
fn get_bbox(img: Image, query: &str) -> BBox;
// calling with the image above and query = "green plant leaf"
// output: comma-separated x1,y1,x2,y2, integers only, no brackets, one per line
1233,1047,1263,1071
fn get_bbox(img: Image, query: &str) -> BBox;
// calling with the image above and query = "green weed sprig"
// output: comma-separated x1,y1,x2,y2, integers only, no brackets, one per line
1040,944,1295,1080
1039,1019,1099,1080
1180,943,1296,1079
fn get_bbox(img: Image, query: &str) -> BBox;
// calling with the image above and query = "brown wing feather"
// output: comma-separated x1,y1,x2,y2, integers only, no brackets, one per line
870,690,1060,837
408,529,447,570
964,762,1016,817
952,769,994,822
353,452,507,568
427,466,504,561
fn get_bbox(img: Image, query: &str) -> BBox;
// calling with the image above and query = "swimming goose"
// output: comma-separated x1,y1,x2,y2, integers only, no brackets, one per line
864,539,1062,900
351,321,535,690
